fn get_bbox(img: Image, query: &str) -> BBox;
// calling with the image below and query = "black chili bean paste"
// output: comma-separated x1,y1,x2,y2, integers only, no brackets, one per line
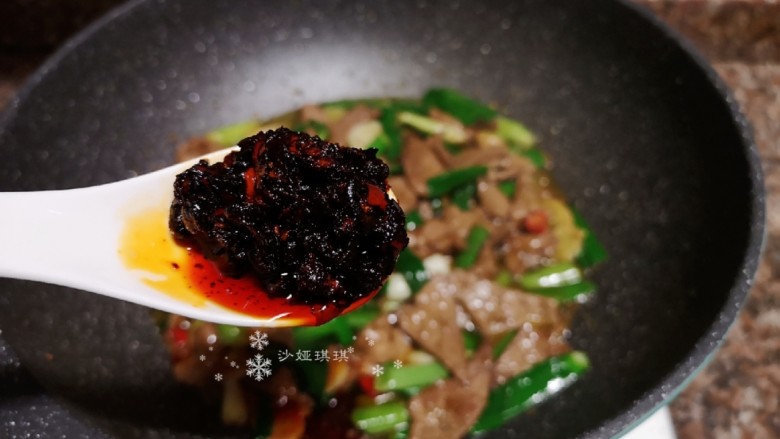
170,128,408,308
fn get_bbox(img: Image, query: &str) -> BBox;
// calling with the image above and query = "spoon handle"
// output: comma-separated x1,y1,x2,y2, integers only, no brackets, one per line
0,184,274,327
0,187,127,286
0,147,292,326
0,149,237,287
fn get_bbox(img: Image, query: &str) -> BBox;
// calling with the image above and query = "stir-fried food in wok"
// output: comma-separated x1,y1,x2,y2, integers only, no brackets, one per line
156,88,606,438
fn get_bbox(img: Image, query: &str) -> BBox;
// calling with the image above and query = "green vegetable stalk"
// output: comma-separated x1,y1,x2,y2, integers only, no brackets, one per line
295,361,328,401
462,329,482,354
293,315,353,349
379,100,426,170
216,324,243,346
206,120,263,147
451,182,477,211
380,108,404,164
352,401,409,434
391,427,410,439
374,361,449,392
455,225,490,269
427,166,488,198
531,280,596,302
495,269,513,287
367,129,392,154
492,329,518,359
496,117,536,149
397,111,467,144
517,262,582,290
395,248,428,293
292,120,330,140
521,148,547,168
423,88,497,125
342,303,380,329
497,180,517,199
472,351,590,432
573,210,608,268
405,210,424,232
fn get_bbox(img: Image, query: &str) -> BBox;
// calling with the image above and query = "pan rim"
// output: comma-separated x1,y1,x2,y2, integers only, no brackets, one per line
584,1,765,438
0,0,147,133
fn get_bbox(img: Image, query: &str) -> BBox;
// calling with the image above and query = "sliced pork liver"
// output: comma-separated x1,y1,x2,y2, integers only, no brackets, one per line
408,345,493,439
397,277,468,379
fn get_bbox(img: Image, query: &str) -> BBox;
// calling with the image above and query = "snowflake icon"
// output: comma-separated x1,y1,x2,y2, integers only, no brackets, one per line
371,364,385,377
246,354,273,381
199,354,206,362
249,330,270,351
365,336,376,347
393,359,403,369
347,346,355,354
230,361,236,368
214,373,223,382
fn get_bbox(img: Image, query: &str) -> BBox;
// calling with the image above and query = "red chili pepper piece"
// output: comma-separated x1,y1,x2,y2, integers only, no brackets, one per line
523,210,548,234
359,374,379,398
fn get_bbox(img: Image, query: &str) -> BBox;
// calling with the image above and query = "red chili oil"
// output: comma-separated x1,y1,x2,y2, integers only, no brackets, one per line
181,247,361,326
120,205,375,326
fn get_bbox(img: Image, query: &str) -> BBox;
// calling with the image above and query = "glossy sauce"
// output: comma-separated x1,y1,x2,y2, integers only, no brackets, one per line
119,204,374,325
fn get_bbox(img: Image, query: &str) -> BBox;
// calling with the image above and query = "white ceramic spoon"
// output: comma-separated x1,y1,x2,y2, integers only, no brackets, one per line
0,147,375,327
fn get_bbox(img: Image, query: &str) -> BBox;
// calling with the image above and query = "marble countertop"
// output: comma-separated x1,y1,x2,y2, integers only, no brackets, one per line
0,1,777,437
637,1,780,437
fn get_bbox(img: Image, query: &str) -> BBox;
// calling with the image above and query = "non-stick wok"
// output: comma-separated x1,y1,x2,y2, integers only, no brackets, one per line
0,0,764,437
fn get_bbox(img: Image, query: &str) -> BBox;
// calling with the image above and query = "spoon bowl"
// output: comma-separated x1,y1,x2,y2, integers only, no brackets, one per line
0,146,374,327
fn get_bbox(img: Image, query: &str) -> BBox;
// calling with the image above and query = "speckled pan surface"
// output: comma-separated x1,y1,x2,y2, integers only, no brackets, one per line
0,0,764,437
